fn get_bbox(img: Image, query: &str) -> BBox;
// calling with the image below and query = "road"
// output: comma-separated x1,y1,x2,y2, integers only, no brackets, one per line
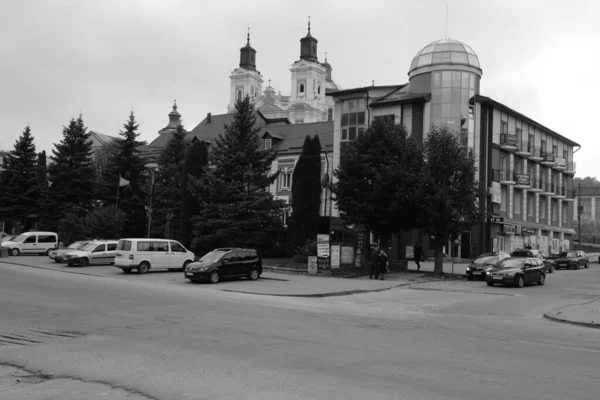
1,257,599,399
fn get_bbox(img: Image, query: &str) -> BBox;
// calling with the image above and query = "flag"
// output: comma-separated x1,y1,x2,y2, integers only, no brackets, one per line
119,176,130,187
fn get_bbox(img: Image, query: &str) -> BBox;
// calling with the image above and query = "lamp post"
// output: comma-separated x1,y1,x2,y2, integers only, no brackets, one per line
321,150,330,217
146,165,158,239
578,182,582,247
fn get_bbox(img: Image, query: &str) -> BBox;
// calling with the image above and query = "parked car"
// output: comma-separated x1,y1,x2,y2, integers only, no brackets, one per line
485,257,546,288
0,233,16,243
64,240,118,267
553,250,589,270
184,248,262,284
466,252,510,280
510,248,554,273
0,231,58,256
113,238,195,274
49,240,90,263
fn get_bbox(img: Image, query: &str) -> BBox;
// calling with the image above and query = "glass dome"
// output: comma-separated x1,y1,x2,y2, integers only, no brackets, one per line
409,39,481,74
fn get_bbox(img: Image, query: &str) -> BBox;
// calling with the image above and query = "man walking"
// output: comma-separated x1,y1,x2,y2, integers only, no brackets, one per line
377,248,389,280
414,242,424,271
369,245,379,279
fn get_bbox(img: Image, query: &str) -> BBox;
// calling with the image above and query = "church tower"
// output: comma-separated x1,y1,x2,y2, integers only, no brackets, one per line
289,19,328,123
228,30,264,112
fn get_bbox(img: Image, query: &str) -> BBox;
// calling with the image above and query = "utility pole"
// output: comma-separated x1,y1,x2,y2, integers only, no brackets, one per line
578,181,582,247
147,167,157,239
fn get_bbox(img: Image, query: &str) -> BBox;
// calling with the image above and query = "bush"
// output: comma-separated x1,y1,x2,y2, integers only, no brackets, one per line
292,237,317,263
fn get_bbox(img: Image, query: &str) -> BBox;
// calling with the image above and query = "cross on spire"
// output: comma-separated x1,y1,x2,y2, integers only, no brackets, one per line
268,79,271,86
247,26,250,44
308,15,311,32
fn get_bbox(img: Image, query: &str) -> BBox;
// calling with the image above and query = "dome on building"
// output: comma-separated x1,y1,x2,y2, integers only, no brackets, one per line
409,39,481,76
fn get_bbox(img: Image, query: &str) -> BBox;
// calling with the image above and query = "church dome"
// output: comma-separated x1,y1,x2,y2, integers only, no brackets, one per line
408,39,481,77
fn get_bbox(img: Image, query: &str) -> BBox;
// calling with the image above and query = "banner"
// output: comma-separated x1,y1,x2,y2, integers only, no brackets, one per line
330,246,341,268
406,245,414,259
503,224,516,234
317,234,330,257
521,227,536,236
341,246,354,265
515,174,530,186
307,256,318,275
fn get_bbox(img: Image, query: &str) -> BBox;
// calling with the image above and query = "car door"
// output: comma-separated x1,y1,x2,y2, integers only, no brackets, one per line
168,241,187,269
21,235,38,253
524,259,538,284
151,241,170,269
106,242,117,264
235,250,250,276
220,252,236,277
90,244,106,265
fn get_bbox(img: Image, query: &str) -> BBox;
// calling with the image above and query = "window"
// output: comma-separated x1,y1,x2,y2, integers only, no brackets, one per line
237,89,243,102
38,235,56,243
93,244,106,253
528,194,534,217
153,242,169,252
514,190,521,215
170,242,185,252
540,198,547,219
24,236,36,243
327,108,333,121
299,83,305,93
107,243,117,251
117,240,131,251
501,120,508,135
317,85,321,95
251,86,255,97
374,115,395,125
137,242,151,251
264,138,272,150
562,203,568,224
500,187,507,212
280,167,292,190
551,201,557,222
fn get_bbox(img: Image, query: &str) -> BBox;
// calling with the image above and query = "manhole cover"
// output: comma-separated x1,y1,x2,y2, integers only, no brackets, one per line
0,328,82,348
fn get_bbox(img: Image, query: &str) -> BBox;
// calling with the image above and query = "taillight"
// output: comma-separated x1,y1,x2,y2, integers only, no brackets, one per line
129,255,134,260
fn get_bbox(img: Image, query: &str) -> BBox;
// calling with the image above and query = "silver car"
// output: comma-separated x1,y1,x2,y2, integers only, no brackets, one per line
64,240,119,267
49,240,90,263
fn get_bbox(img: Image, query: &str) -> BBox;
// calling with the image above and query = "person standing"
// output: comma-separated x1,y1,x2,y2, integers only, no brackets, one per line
414,242,424,271
369,245,379,280
377,248,389,280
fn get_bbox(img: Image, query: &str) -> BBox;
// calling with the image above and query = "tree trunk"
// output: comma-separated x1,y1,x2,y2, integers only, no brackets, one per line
433,238,444,277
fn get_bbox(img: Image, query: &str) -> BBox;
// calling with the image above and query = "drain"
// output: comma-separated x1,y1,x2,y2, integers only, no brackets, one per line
0,328,82,348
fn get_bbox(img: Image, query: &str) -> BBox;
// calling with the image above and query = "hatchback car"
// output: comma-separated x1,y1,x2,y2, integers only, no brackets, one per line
485,257,546,288
553,250,589,270
510,248,554,273
64,240,118,267
184,248,262,283
466,252,510,280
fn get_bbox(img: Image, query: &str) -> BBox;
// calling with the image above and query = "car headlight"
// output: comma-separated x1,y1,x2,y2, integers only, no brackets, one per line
466,267,471,271
486,271,491,275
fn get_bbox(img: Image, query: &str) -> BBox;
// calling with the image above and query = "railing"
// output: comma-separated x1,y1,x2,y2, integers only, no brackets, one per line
516,140,531,153
500,134,517,147
529,146,542,158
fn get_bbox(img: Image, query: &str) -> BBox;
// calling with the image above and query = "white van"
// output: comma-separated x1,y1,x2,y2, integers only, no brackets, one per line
0,231,58,256
114,238,195,274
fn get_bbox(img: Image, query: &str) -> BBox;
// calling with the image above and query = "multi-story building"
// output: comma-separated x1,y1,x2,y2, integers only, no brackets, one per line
329,38,580,260
573,186,600,243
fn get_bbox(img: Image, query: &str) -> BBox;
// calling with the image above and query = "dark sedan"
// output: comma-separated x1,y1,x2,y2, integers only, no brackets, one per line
553,250,589,270
485,257,546,288
466,252,510,281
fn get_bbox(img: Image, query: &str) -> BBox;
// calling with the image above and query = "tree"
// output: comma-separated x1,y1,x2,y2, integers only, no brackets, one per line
180,139,209,248
189,96,285,252
97,112,148,237
152,124,189,239
42,115,96,232
0,126,39,227
37,150,47,188
331,118,423,251
419,126,480,276
288,135,322,249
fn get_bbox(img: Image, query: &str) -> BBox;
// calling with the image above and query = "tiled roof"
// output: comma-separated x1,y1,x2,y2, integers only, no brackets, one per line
267,121,333,154
89,131,118,147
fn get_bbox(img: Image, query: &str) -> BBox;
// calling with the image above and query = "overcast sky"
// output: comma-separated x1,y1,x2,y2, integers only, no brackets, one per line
1,0,598,178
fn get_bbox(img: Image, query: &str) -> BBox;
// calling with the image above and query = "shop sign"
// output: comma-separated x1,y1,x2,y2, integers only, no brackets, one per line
503,224,516,235
504,134,517,146
406,245,414,259
515,174,530,185
542,152,555,162
307,256,318,276
489,217,504,223
521,227,536,236
555,157,566,167
330,246,341,268
317,234,330,257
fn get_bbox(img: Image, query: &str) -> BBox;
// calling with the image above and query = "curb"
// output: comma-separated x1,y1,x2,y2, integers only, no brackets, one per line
542,313,600,330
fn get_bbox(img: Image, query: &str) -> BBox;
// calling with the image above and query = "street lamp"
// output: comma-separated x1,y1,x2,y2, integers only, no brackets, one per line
321,150,330,217
146,164,158,239
578,182,582,247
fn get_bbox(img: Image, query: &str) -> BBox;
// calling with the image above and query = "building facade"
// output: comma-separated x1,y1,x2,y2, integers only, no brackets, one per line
329,38,580,261
573,186,600,243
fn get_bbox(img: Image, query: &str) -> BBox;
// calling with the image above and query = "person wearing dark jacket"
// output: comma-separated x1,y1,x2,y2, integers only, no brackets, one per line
369,245,379,279
376,249,389,280
414,242,424,271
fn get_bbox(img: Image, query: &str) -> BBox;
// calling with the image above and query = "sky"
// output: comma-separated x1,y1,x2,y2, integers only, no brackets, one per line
1,0,598,178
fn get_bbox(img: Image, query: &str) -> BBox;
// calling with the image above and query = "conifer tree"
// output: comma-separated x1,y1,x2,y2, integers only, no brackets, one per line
179,139,208,248
0,126,39,226
288,135,322,249
190,96,285,251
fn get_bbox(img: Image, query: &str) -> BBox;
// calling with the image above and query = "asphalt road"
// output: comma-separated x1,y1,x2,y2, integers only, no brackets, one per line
1,257,599,400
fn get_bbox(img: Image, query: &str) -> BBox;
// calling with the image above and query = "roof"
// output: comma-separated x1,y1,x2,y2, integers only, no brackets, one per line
474,95,581,147
329,85,405,97
409,38,482,75
370,92,431,107
265,121,333,155
89,131,118,148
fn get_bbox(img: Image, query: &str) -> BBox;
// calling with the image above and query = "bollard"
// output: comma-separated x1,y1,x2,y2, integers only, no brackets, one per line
0,247,8,258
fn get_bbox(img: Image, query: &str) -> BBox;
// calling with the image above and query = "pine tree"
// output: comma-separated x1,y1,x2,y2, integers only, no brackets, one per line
190,96,285,251
179,139,209,248
97,112,148,237
37,151,47,187
152,124,189,239
289,135,322,249
0,126,39,226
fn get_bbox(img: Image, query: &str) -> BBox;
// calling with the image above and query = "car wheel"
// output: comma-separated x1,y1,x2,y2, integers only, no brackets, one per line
138,262,150,274
486,280,494,287
45,248,53,256
10,248,19,256
538,273,545,286
248,268,259,281
121,268,132,274
209,271,219,284
79,258,88,268
515,275,524,288
584,261,589,269
181,260,191,272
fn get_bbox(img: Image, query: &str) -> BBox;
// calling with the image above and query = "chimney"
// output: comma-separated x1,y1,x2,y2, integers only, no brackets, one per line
207,112,212,123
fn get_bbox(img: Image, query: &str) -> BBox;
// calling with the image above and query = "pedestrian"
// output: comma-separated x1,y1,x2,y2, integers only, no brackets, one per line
377,248,388,280
414,242,424,271
369,245,379,280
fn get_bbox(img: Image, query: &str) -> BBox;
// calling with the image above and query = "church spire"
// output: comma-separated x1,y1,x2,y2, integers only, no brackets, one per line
239,27,257,71
300,16,318,62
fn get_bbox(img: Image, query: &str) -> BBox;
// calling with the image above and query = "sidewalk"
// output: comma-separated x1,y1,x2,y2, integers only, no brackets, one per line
543,296,600,329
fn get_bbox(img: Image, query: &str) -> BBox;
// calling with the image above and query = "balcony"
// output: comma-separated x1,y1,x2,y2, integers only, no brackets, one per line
541,152,556,166
528,177,542,192
500,134,518,152
529,146,543,162
514,173,531,188
515,140,531,157
552,185,566,199
553,157,566,171
496,169,515,184
541,180,554,196
565,161,576,175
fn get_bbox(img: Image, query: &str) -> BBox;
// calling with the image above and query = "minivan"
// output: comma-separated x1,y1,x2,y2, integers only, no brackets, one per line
114,238,195,274
184,248,262,283
0,231,58,256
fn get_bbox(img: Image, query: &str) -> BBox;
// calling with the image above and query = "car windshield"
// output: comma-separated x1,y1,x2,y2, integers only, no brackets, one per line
561,251,577,258
474,255,498,264
80,243,96,251
495,259,525,269
199,251,227,262
67,241,86,249
11,234,27,242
